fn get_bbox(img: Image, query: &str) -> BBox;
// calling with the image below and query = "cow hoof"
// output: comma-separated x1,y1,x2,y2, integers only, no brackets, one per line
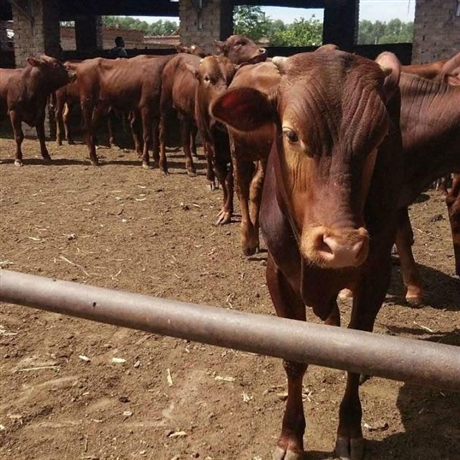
405,295,423,307
335,436,364,460
338,288,353,300
14,159,23,167
68,140,75,146
188,170,197,177
215,211,231,226
90,160,100,166
142,163,152,170
272,446,304,460
161,169,170,176
243,246,258,257
42,156,52,164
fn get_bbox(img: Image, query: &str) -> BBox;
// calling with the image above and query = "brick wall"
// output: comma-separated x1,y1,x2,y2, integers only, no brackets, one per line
412,0,460,63
12,0,61,67
179,0,222,53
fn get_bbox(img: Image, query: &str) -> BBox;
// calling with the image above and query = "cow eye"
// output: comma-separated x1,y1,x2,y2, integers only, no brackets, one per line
283,128,299,143
204,75,210,83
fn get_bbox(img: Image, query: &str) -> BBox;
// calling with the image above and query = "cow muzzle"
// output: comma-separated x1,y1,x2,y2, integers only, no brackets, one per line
300,226,369,269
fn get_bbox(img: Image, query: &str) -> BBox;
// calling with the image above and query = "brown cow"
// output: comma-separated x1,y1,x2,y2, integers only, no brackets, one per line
212,50,402,460
393,69,460,304
159,53,202,176
0,55,75,166
387,52,460,304
188,55,236,209
159,37,266,176
75,55,173,166
53,61,80,146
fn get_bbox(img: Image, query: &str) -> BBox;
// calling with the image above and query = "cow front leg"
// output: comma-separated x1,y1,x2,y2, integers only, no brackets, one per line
248,159,267,254
395,207,424,305
140,108,153,169
267,255,307,459
214,158,233,225
234,156,258,255
81,102,99,166
181,118,196,176
10,111,25,166
62,103,75,145
35,115,52,163
335,256,391,460
159,115,169,175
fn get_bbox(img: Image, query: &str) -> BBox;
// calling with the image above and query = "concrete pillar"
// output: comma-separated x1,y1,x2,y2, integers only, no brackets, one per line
323,0,359,52
412,0,460,63
75,15,103,55
11,0,61,68
179,0,223,54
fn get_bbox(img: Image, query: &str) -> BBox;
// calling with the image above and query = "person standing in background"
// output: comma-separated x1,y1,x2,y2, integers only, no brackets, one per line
110,36,128,58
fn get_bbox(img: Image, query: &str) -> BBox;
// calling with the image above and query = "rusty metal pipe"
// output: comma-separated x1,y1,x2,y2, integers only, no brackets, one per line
1,269,459,391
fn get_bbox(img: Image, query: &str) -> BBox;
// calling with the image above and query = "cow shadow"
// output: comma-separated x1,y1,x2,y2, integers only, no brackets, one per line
364,331,460,460
0,157,86,166
387,261,460,311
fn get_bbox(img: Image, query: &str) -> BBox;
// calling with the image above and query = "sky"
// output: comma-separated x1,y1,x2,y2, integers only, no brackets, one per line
132,0,415,25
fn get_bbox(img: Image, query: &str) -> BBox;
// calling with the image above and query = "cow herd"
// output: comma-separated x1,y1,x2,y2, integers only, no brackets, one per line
1,36,459,460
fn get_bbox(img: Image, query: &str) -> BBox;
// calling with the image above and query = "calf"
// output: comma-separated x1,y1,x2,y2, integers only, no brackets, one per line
76,55,173,166
212,50,402,460
0,55,75,166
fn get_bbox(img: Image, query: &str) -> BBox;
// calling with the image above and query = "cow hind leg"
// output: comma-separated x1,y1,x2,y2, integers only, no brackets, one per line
181,118,197,177
395,207,424,305
267,255,307,460
36,115,52,163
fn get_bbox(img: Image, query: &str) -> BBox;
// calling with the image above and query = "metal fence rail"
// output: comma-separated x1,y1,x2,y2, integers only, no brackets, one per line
1,269,459,392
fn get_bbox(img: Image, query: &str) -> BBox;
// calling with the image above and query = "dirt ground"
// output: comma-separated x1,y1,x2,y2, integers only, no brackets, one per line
0,135,459,460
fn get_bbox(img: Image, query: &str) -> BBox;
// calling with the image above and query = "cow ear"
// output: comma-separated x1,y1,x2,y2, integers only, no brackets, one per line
440,52,460,77
184,63,199,79
375,52,401,102
211,87,276,132
27,57,41,67
272,56,288,75
444,74,460,86
214,40,226,55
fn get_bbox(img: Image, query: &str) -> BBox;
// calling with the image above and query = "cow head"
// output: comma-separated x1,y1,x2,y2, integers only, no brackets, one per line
27,54,76,89
186,55,236,129
214,35,267,66
212,51,401,269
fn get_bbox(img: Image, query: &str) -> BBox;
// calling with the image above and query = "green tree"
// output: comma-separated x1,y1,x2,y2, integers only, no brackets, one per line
233,6,270,42
358,19,413,44
269,17,322,46
101,16,178,36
